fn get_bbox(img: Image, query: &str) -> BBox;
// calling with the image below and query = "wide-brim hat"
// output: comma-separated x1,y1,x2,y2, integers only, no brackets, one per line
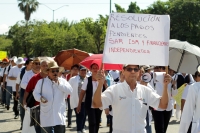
47,61,64,72
15,57,25,65
143,65,154,70
9,56,17,63
33,57,40,62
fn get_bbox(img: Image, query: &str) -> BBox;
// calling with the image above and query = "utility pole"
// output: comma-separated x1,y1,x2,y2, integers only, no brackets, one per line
110,0,112,13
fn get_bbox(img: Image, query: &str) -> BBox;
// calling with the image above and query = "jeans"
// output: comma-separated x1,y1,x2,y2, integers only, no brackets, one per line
34,125,41,133
20,89,25,126
67,98,72,126
145,111,152,133
41,125,65,133
13,92,19,116
86,108,102,133
6,86,12,106
152,110,172,133
107,115,111,124
1,88,6,104
74,102,86,131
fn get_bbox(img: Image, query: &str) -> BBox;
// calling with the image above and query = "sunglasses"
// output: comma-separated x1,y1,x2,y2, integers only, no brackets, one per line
51,69,59,73
34,62,40,66
126,67,139,72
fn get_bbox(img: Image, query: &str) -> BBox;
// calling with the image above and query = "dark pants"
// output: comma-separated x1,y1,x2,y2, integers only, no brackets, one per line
34,125,41,133
41,125,65,133
6,86,12,106
152,110,172,133
1,88,6,104
13,92,19,116
67,98,72,126
20,89,25,126
187,122,192,133
107,115,111,124
145,111,152,133
74,102,86,131
86,108,102,133
109,115,113,133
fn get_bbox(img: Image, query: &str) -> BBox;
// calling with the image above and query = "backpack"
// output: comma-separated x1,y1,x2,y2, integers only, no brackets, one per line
20,67,26,80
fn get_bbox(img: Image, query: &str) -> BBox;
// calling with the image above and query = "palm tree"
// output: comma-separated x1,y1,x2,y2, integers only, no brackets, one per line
18,0,39,22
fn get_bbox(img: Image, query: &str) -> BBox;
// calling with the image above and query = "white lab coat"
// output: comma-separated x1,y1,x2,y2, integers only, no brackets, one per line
33,77,73,127
179,82,200,133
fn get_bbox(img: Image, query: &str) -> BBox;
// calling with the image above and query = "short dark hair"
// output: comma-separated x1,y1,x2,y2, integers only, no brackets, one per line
25,58,34,66
71,64,79,70
194,71,199,78
90,63,99,69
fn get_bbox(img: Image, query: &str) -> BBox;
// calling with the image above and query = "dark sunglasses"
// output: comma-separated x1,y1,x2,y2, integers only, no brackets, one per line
126,67,139,72
34,62,40,66
51,69,59,73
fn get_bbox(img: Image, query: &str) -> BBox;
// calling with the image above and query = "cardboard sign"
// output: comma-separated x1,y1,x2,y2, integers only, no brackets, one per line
103,13,170,66
0,51,7,60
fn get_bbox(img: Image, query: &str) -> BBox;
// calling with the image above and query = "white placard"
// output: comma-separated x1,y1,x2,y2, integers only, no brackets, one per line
103,13,170,66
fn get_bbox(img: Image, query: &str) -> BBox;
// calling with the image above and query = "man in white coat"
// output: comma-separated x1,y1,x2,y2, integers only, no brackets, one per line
69,66,87,133
179,82,200,133
33,61,73,133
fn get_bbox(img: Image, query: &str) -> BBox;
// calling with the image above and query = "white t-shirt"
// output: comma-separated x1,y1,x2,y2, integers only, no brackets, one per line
8,66,23,91
21,70,36,89
81,78,102,108
16,69,30,85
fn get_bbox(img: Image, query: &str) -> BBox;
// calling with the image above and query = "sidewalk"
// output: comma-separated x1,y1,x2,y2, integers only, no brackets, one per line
0,101,180,133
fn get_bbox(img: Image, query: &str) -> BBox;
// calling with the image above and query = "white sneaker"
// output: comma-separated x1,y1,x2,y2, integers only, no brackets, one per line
82,129,86,133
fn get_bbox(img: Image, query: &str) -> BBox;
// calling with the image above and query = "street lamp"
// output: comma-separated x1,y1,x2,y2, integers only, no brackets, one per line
40,4,68,22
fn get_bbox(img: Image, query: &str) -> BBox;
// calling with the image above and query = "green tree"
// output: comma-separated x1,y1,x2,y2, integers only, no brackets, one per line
114,4,126,13
169,0,200,46
127,2,140,13
18,0,39,22
142,0,170,14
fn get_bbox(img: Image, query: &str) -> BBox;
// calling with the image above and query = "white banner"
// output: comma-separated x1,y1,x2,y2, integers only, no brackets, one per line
103,13,170,66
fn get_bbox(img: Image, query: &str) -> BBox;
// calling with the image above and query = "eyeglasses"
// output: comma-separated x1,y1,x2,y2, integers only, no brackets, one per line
34,62,40,66
51,69,59,73
80,69,86,71
197,74,200,77
126,67,139,72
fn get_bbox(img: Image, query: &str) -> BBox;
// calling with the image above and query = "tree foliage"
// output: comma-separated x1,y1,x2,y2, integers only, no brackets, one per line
1,0,200,57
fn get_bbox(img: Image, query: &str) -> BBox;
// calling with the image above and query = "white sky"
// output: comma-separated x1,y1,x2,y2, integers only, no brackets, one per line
0,0,167,34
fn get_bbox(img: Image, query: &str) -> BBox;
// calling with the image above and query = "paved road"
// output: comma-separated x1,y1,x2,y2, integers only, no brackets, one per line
0,101,180,133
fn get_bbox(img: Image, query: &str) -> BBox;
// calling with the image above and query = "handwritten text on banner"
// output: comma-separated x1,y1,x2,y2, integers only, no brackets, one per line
103,13,170,66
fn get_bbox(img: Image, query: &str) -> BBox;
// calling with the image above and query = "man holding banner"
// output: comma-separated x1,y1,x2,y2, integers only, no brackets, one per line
93,13,171,133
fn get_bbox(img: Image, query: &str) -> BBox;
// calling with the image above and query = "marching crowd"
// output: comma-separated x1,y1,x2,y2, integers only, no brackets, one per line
0,56,200,133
